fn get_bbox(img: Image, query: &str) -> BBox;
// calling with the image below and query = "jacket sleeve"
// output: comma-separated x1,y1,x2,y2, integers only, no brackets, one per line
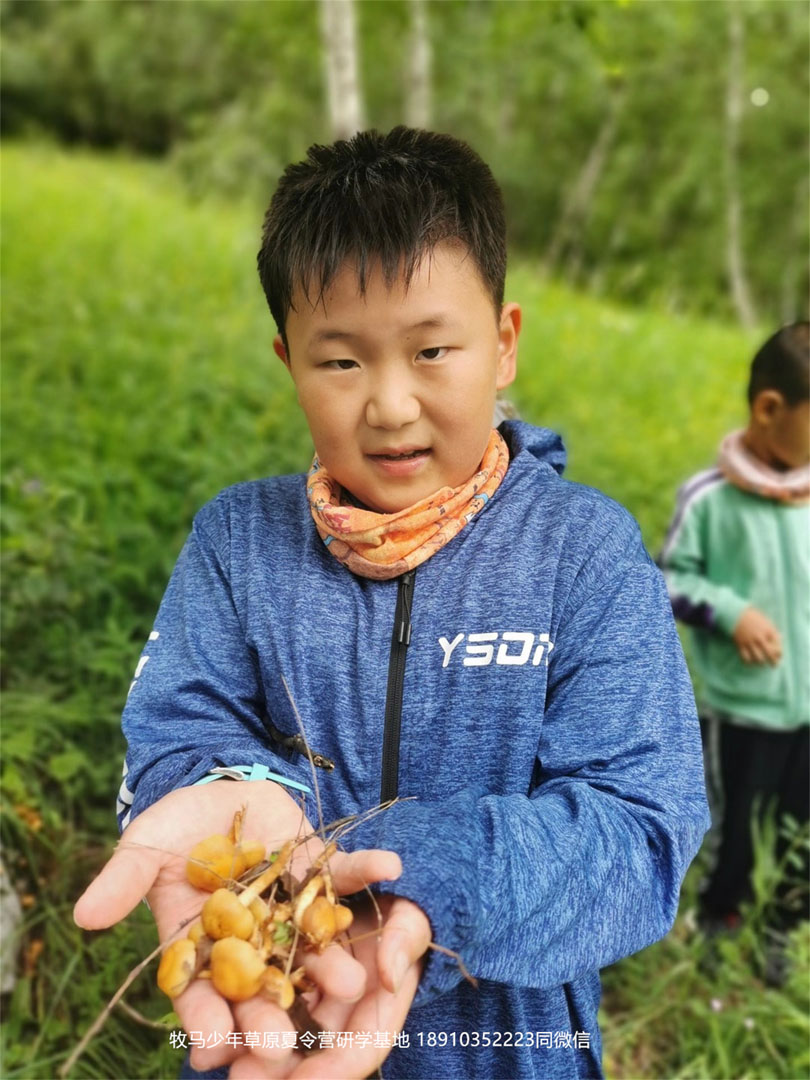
659,485,749,635
349,518,710,1004
116,498,313,831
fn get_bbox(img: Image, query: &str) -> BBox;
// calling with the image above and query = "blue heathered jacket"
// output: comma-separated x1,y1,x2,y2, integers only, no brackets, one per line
119,421,709,1080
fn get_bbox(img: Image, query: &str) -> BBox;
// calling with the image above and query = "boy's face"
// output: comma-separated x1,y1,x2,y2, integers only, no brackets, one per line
275,242,520,513
749,391,810,470
770,399,810,469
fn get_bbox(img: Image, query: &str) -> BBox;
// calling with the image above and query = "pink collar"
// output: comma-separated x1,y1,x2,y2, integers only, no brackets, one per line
717,430,810,503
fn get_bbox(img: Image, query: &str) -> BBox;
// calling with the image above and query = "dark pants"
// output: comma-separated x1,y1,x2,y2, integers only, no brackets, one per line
700,718,809,932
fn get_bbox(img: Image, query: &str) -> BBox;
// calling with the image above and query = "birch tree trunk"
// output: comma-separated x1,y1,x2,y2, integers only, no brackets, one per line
779,176,809,322
724,3,757,329
320,0,365,140
544,89,624,275
405,0,432,129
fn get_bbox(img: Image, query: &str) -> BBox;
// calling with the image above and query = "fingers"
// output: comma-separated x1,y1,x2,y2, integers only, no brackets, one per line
74,840,165,929
303,940,366,1001
179,975,303,1074
376,897,432,994
734,608,783,666
175,979,242,1071
328,848,402,895
738,631,782,665
177,982,302,1073
762,630,783,665
290,962,420,1080
231,996,297,1067
738,640,762,664
229,1052,295,1079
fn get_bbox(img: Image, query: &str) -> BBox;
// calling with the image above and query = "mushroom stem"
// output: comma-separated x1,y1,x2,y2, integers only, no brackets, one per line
237,841,293,907
292,874,325,927
229,807,245,846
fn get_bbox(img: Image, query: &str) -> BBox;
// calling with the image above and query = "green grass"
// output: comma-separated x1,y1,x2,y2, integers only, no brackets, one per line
600,843,810,1080
506,267,761,551
2,141,806,1079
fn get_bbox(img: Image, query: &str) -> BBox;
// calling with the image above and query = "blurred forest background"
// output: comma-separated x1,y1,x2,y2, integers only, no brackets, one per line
2,0,809,321
2,1,808,1078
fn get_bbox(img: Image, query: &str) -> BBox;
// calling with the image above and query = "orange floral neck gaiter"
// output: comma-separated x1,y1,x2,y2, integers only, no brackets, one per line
307,429,510,580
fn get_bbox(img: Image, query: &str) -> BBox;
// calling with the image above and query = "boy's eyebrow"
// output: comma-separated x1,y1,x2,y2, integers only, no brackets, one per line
309,315,455,347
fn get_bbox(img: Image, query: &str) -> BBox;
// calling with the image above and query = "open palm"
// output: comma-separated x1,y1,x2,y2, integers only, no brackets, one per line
73,781,426,1076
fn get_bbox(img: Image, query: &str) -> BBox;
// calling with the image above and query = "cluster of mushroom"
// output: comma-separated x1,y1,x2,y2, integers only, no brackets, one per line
156,811,353,1013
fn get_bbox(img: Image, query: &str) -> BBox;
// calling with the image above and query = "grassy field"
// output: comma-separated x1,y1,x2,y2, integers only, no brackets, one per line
2,142,807,1079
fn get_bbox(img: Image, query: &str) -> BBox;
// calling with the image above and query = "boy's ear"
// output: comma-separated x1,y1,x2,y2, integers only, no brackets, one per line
751,388,785,426
496,302,521,391
273,335,290,369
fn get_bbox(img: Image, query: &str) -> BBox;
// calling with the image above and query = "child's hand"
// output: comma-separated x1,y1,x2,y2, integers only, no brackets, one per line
228,893,432,1080
73,781,404,1073
732,606,783,665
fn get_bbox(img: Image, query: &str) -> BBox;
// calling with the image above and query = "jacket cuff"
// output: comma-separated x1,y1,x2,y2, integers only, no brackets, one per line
123,745,315,830
346,795,482,1006
712,593,750,636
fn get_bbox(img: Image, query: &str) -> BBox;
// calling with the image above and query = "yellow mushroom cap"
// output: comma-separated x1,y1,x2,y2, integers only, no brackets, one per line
237,840,266,874
157,938,198,999
186,919,205,945
333,903,354,934
210,937,266,1002
202,888,256,941
186,834,240,892
263,966,295,1011
299,895,337,948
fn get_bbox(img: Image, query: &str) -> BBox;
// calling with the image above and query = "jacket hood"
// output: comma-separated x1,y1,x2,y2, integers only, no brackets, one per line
501,419,567,476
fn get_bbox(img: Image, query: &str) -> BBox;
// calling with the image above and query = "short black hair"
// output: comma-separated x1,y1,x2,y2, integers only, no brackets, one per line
748,322,810,406
257,127,506,342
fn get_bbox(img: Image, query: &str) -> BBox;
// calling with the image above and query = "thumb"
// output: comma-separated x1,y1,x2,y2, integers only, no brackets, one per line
378,896,432,994
328,848,403,895
74,840,164,930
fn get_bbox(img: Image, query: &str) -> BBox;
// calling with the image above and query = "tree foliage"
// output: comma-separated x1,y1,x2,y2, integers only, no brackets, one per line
1,0,807,320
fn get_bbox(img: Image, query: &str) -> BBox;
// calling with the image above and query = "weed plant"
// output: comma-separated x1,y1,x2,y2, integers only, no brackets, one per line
601,817,810,1080
2,143,807,1079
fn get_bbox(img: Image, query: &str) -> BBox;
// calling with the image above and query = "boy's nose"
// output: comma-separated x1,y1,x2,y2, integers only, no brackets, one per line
365,374,421,430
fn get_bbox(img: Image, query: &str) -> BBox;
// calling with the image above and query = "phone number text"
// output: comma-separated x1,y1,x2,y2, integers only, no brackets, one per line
415,1030,591,1049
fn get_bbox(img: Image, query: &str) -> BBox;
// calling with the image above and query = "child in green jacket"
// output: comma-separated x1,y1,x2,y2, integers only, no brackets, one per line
660,322,809,963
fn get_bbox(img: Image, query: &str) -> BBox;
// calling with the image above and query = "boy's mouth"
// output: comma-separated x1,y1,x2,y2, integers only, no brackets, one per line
367,446,431,475
371,448,429,461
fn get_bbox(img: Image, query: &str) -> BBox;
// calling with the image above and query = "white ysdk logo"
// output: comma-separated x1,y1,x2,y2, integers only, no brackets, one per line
438,631,554,668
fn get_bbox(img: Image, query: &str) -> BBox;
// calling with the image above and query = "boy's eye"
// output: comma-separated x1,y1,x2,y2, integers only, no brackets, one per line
418,346,449,361
322,359,359,370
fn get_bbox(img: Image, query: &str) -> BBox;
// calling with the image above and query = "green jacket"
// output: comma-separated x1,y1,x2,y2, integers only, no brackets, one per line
661,468,809,729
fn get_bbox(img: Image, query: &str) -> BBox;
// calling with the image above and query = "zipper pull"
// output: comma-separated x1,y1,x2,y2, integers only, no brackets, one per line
398,571,414,645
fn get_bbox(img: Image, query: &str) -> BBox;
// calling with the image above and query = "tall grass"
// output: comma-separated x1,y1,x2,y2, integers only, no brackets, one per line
600,829,810,1080
2,142,806,1079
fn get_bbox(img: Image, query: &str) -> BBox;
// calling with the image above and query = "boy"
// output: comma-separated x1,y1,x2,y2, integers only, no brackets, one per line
660,323,809,959
75,128,708,1080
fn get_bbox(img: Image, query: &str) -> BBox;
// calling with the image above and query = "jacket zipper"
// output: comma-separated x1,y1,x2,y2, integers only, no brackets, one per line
380,570,415,803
